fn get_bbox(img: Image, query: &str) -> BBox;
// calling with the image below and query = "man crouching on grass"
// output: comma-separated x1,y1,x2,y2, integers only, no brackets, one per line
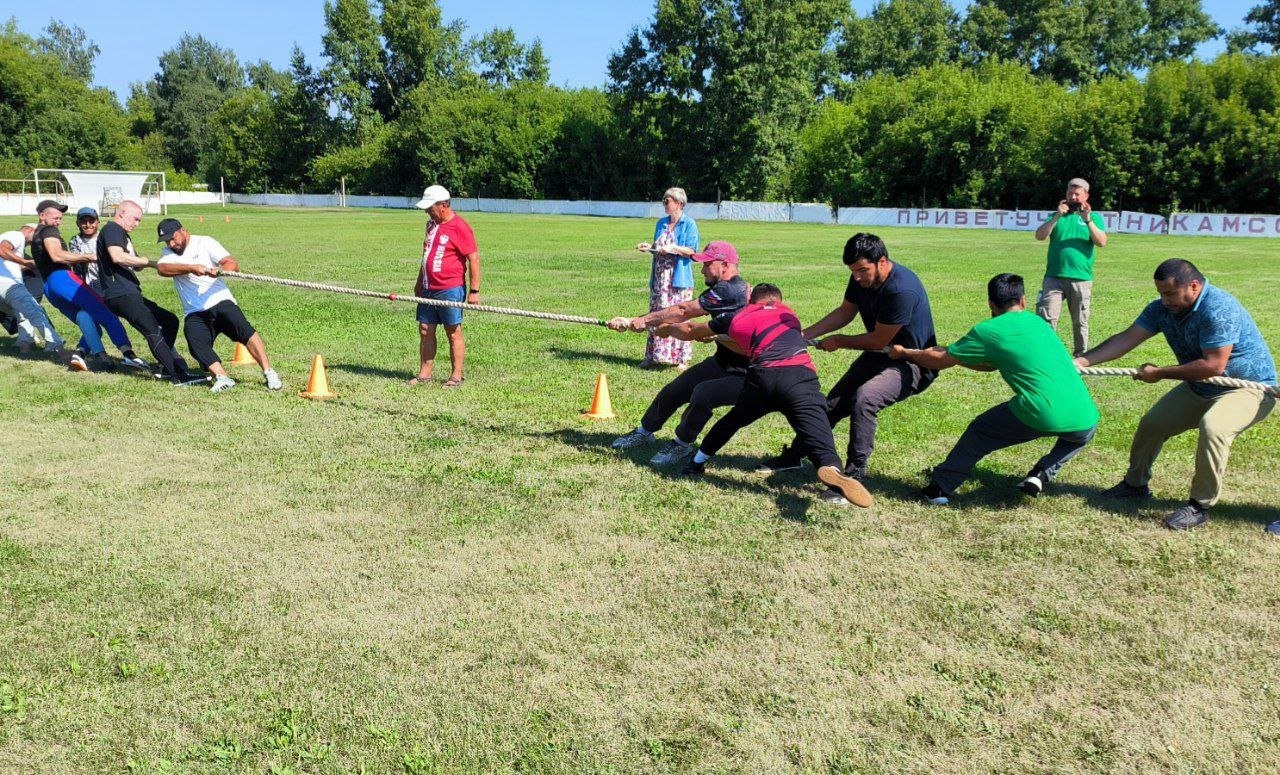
656,283,872,507
154,218,282,394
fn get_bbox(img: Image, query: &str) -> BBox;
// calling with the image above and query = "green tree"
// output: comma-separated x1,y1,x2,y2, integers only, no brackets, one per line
1228,1,1280,52
144,34,245,175
959,0,1219,84
608,0,845,200
472,27,550,88
36,20,98,81
836,0,958,83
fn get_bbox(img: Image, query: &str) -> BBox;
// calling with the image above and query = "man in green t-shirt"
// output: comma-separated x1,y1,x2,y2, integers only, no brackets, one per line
1033,177,1107,357
890,273,1100,505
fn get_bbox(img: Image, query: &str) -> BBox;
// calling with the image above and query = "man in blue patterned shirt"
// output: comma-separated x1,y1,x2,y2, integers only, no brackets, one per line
1076,258,1276,530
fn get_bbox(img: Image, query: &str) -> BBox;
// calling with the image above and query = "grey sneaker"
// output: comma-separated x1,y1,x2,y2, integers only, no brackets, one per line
1102,480,1152,499
120,355,150,371
1164,501,1209,531
649,439,694,467
264,369,283,391
210,375,236,393
611,428,654,450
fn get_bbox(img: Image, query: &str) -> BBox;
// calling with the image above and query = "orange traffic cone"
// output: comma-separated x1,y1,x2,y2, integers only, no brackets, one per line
582,373,616,419
230,341,255,365
197,215,204,223
224,215,231,223
299,354,337,400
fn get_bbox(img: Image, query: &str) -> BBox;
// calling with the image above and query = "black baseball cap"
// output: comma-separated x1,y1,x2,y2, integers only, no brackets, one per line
36,199,67,214
156,218,183,242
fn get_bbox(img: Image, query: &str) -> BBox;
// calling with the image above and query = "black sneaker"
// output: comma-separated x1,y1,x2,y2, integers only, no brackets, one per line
920,482,950,506
680,459,706,477
1102,480,1152,499
1164,501,1209,531
755,446,804,474
88,353,117,372
1019,468,1045,497
818,489,850,506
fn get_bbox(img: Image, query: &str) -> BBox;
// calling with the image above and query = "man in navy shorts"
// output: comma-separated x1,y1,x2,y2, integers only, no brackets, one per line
409,185,481,388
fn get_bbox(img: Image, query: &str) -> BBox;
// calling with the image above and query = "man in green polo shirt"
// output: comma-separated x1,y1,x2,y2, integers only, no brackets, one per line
890,273,1100,504
1034,177,1107,357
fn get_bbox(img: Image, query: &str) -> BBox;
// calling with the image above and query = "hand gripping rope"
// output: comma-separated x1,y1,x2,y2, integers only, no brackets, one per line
1075,366,1278,396
219,270,608,327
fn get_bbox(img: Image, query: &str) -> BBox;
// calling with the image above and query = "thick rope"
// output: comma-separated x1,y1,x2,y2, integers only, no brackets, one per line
1076,366,1278,395
220,270,607,326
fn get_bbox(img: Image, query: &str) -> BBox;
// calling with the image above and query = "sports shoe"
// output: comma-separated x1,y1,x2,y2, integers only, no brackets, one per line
649,439,694,467
755,446,804,474
88,353,117,372
1102,480,1152,499
818,489,850,506
1019,469,1044,497
920,482,950,506
120,354,150,371
680,459,706,477
1265,521,1280,538
611,428,654,450
264,369,283,390
68,352,89,372
817,465,873,508
1164,501,1209,531
210,375,236,393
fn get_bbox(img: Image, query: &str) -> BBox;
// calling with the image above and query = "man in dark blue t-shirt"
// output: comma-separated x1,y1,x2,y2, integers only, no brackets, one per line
608,240,750,468
758,233,938,504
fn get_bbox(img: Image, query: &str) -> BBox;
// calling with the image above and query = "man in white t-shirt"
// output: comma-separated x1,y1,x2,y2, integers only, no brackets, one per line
0,223,66,355
154,218,281,393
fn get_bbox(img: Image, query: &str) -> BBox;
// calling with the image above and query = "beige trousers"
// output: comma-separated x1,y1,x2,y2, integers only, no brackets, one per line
1036,276,1092,357
1124,383,1275,507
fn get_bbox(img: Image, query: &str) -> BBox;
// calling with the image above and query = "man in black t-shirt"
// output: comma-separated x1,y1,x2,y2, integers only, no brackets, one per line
608,240,751,468
759,233,938,504
96,200,203,385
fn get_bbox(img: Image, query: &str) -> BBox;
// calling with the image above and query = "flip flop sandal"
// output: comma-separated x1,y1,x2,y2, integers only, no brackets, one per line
442,377,465,388
407,376,431,386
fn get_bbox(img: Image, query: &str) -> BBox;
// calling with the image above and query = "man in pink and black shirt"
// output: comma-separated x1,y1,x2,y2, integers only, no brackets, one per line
668,283,872,507
410,184,481,388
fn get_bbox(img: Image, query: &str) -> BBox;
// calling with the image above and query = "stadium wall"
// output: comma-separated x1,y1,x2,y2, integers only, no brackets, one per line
35,193,1259,239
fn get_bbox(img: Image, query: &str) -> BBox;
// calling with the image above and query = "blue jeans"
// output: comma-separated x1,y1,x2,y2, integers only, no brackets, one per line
931,402,1097,495
415,285,466,326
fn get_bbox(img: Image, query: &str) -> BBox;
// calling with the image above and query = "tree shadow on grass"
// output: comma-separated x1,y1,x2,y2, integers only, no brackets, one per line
543,427,830,524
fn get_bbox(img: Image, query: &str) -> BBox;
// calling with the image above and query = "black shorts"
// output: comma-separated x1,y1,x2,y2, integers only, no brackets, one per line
183,300,257,369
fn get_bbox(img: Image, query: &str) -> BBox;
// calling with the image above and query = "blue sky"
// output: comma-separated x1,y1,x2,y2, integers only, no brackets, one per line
2,0,1263,100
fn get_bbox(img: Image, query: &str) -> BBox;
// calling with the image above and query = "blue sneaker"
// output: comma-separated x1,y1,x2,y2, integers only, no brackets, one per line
1265,520,1280,538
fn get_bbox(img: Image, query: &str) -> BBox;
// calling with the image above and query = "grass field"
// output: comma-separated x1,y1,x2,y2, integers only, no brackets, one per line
2,206,1279,773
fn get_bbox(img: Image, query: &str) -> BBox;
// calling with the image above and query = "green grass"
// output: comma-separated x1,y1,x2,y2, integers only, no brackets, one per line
2,206,1279,772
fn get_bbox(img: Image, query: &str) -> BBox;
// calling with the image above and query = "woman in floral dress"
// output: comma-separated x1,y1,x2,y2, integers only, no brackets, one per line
634,187,699,368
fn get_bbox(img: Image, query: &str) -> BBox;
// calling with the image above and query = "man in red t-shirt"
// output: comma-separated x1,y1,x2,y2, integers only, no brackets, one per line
661,283,872,507
410,185,482,387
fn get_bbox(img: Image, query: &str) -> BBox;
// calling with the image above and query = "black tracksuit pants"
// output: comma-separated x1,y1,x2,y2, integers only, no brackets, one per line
700,365,842,470
639,356,745,444
104,291,191,376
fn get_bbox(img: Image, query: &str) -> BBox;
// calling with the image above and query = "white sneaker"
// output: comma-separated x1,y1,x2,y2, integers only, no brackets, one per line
210,375,237,393
263,369,282,390
120,355,150,371
68,352,88,372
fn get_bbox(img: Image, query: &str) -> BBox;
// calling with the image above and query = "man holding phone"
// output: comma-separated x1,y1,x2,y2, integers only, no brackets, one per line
1033,177,1107,357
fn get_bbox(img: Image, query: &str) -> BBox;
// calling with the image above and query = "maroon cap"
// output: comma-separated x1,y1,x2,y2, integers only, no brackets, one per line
691,240,739,264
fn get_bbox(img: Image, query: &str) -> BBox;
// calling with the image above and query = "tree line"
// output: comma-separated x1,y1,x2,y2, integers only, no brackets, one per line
2,0,1279,213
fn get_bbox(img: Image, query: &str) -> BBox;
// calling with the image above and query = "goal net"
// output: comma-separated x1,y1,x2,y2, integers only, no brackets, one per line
31,169,168,217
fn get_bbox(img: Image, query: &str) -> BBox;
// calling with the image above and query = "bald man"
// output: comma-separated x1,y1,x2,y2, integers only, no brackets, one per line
96,200,204,385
